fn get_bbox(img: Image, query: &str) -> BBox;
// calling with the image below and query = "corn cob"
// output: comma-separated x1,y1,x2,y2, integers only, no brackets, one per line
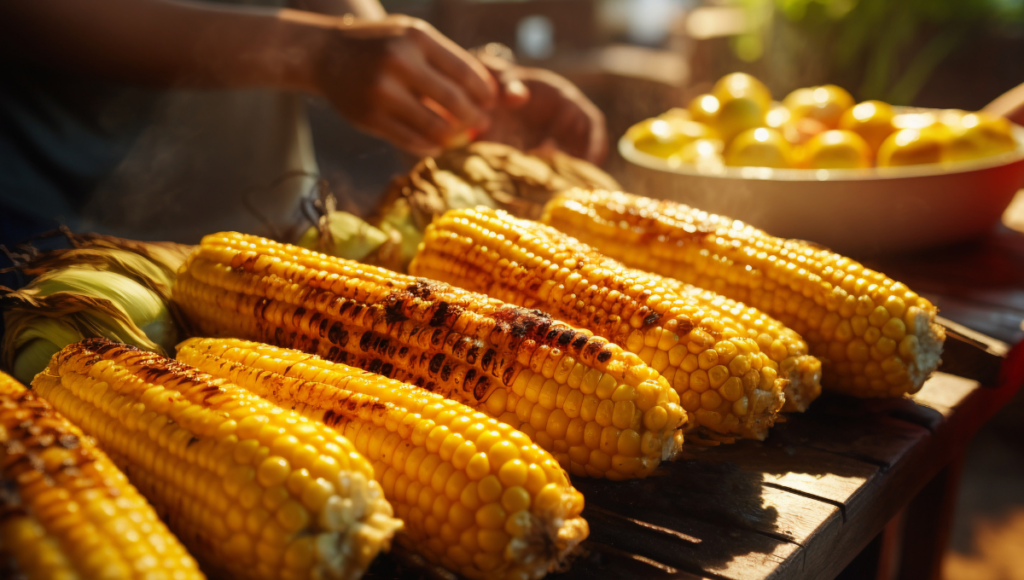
0,370,205,580
31,339,402,580
177,337,588,580
409,208,788,440
172,232,686,479
541,189,945,397
652,281,821,412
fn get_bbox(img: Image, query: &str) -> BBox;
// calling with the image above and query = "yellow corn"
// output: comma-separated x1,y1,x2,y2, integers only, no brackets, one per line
410,208,790,440
0,370,204,580
31,339,402,580
541,189,945,397
173,232,686,478
177,337,588,580
651,280,821,412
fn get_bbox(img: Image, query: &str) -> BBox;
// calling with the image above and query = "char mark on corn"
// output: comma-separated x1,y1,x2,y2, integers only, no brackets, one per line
172,232,686,479
177,337,589,580
541,189,945,398
30,339,401,580
409,208,790,441
1,370,205,580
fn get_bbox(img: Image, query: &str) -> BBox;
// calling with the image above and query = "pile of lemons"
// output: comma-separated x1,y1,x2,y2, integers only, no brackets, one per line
625,73,1019,171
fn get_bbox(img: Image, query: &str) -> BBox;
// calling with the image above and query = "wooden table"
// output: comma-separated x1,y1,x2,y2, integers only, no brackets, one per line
367,221,1024,580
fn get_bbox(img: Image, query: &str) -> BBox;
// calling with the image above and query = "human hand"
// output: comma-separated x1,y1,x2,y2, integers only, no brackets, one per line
307,15,497,156
475,50,608,164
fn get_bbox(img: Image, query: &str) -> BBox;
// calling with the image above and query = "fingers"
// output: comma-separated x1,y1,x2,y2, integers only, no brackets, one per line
396,56,491,130
411,23,497,109
377,74,458,150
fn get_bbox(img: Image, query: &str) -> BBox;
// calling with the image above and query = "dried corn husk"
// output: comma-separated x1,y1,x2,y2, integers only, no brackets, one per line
368,142,621,271
1,233,192,384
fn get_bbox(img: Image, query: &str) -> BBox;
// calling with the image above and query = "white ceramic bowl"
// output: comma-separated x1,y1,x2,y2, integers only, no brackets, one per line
619,122,1024,255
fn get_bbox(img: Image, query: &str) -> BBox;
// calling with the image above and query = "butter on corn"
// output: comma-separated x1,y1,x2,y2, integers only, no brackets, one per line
31,339,402,580
177,337,588,580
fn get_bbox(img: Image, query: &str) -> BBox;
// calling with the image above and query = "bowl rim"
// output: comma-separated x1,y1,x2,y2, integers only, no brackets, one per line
620,111,1024,182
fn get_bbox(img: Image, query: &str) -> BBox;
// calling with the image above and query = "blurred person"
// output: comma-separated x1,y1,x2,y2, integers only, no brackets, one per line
0,0,606,246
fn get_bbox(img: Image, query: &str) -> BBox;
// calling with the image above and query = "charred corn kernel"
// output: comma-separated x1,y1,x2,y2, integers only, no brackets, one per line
31,340,400,580
174,232,685,476
177,338,588,580
0,371,205,580
410,209,782,440
542,189,945,398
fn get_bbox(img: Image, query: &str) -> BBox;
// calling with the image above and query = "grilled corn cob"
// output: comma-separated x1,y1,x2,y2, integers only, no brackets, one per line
541,189,945,397
410,208,788,440
177,337,588,580
653,282,821,412
172,232,685,478
0,371,205,580
31,339,402,580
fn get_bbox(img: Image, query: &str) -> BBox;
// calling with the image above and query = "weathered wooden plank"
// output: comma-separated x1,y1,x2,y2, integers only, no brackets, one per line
578,506,799,580
910,373,979,416
683,441,877,508
768,410,929,468
559,541,709,580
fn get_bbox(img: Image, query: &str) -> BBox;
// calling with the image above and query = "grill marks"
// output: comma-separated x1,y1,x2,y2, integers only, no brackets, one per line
197,248,631,408
0,388,111,503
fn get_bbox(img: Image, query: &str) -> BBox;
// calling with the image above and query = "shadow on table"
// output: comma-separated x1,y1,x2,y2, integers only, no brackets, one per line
365,461,782,580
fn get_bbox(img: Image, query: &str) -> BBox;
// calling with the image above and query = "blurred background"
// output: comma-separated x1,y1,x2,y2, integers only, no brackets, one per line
307,1,1024,579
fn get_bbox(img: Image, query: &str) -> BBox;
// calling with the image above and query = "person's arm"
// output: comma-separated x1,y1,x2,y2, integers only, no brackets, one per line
292,0,386,20
0,0,323,90
0,0,495,156
292,0,609,163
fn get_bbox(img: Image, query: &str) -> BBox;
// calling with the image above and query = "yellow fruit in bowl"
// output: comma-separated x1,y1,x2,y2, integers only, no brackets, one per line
943,112,1018,163
765,103,791,129
713,73,773,112
876,128,945,167
799,130,872,169
725,127,792,168
673,138,725,171
716,97,767,143
661,107,692,121
784,85,855,129
628,117,713,159
892,111,938,131
688,94,721,126
839,100,896,152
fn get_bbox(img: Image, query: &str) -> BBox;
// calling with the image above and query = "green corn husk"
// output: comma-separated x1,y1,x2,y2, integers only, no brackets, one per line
1,233,193,384
297,210,389,262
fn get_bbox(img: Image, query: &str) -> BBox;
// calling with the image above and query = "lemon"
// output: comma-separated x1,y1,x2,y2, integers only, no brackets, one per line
943,112,1018,163
688,94,721,126
673,138,725,171
784,85,855,129
712,73,773,112
661,107,692,121
892,111,939,130
725,127,792,168
629,117,712,158
839,100,896,152
765,103,791,129
716,97,767,143
876,128,945,167
799,130,872,169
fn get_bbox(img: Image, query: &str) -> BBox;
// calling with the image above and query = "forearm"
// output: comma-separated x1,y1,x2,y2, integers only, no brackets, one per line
0,0,339,91
292,0,385,20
